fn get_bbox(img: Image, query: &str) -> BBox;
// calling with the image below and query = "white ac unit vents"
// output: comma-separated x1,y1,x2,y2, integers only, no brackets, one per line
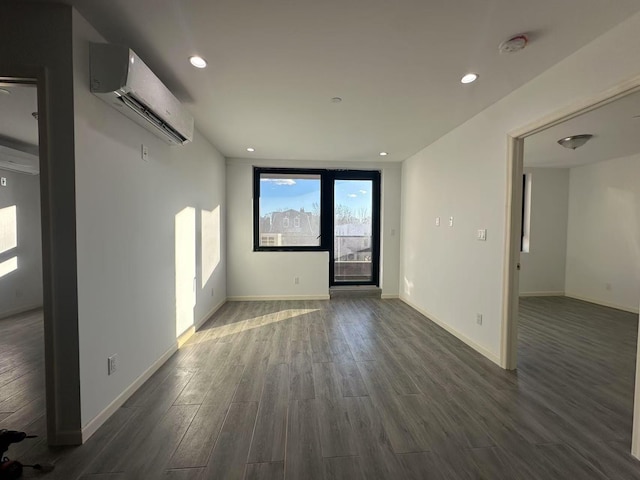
90,43,194,145
0,145,39,175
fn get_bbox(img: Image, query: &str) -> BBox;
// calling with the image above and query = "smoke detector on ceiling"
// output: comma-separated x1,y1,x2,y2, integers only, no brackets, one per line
499,34,529,54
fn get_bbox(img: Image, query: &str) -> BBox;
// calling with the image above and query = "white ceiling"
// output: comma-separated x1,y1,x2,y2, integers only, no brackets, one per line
0,83,38,145
0,83,39,173
35,1,640,161
524,89,640,168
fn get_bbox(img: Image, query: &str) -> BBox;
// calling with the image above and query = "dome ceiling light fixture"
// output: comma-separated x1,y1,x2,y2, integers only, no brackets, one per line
557,134,593,150
499,34,529,54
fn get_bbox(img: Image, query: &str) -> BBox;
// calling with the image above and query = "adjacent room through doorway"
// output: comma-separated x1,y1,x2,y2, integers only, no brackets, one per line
514,87,640,459
0,81,47,452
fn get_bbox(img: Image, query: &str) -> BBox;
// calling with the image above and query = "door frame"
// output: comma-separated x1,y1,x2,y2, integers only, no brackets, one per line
1,67,82,445
328,170,381,287
501,74,640,458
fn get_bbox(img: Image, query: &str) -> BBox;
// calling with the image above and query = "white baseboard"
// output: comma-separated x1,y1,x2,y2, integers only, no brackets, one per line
227,295,330,301
81,342,178,443
381,294,399,299
175,298,228,347
0,303,43,320
82,298,229,442
48,429,83,446
195,298,227,330
519,291,564,297
564,293,639,314
399,296,501,367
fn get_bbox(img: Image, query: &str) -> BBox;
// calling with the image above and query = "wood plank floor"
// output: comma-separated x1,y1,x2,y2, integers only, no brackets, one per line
2,297,640,479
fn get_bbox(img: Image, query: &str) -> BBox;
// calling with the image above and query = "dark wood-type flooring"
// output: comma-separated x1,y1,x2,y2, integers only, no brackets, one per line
1,297,639,479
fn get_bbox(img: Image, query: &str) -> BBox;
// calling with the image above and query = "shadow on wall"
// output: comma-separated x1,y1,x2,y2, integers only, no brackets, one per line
174,205,221,339
0,205,18,278
607,186,640,263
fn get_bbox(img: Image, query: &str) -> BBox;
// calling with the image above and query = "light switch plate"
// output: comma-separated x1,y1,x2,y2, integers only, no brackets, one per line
1,177,6,187
435,217,440,226
477,229,487,241
448,216,454,227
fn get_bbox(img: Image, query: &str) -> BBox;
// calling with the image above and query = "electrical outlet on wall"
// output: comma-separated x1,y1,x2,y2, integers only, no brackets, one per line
294,276,300,285
476,314,483,325
108,354,118,375
1,177,6,187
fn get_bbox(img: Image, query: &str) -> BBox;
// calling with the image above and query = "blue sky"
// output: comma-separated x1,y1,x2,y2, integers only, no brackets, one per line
260,178,371,215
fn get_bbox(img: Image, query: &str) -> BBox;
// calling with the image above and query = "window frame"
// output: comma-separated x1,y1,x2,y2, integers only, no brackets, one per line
253,167,327,252
521,172,532,253
328,169,381,287
254,167,381,286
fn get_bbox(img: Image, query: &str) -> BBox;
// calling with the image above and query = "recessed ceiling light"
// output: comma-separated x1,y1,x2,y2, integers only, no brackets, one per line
379,152,388,156
189,56,207,68
0,88,10,95
331,97,342,103
461,73,479,84
246,147,255,152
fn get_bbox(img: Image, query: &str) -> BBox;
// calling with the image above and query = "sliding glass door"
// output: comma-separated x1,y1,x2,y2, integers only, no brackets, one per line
330,171,380,286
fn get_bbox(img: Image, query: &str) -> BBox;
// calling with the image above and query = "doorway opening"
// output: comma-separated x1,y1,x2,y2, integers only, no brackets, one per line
329,170,380,286
0,80,45,441
503,77,640,458
0,69,81,446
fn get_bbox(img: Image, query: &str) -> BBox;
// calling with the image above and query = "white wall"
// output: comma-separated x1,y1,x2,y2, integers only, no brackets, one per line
565,153,640,313
226,159,401,299
72,11,227,427
519,168,570,296
400,12,640,361
0,170,43,317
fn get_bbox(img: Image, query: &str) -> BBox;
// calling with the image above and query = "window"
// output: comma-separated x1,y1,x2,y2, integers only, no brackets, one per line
253,167,381,276
254,169,322,250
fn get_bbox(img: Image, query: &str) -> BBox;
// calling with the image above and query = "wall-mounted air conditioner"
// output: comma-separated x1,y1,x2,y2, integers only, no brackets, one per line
90,43,194,145
0,145,39,175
